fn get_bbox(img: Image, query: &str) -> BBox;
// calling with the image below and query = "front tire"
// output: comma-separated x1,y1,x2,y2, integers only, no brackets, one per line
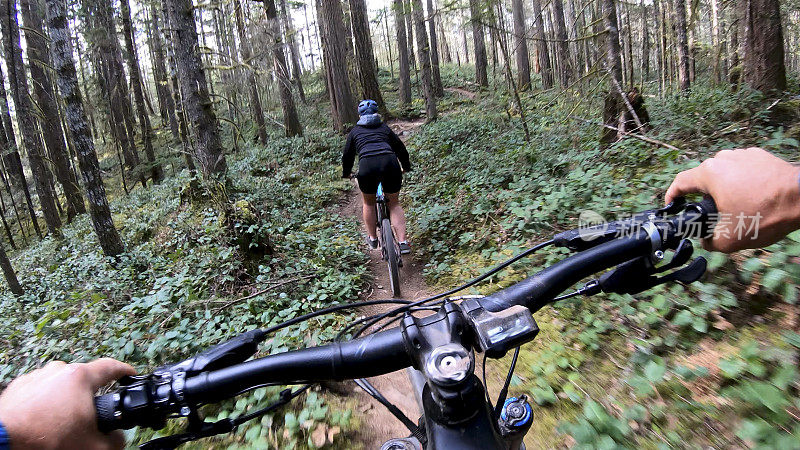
382,218,401,297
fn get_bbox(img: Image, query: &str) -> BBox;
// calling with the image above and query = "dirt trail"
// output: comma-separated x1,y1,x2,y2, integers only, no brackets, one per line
337,117,432,448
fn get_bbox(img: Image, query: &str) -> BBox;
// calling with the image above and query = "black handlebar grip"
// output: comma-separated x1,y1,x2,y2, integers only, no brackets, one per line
95,393,119,433
696,196,718,217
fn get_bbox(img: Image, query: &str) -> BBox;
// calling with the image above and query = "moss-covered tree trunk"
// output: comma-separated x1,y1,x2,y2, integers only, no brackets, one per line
120,0,163,183
19,0,85,221
0,0,62,236
45,0,125,257
412,0,437,121
393,0,412,105
263,0,303,137
165,0,227,178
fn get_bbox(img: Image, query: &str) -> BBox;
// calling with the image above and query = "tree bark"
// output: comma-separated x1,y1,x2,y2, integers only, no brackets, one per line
469,0,488,86
150,2,180,141
348,0,386,107
86,0,144,188
411,0,436,120
1,0,61,235
0,33,41,238
165,0,227,178
426,0,443,97
120,0,163,183
44,0,125,257
263,0,303,136
317,0,358,131
19,0,85,221
601,0,623,146
394,0,412,105
739,0,786,93
233,0,269,144
671,0,690,91
551,0,571,87
0,244,21,295
641,0,650,82
512,0,530,90
531,0,552,88
279,0,307,103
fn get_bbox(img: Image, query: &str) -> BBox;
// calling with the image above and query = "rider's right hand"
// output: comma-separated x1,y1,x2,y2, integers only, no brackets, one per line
0,358,135,450
665,147,800,252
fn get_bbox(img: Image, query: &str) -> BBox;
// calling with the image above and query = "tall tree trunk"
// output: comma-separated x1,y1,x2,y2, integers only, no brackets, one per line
411,0,436,120
601,0,623,146
234,0,269,144
0,34,42,238
150,2,180,141
729,3,740,84
469,0,488,86
531,0,552,88
394,0,412,105
672,0,690,91
165,0,227,178
0,0,61,235
552,0,571,87
426,0,443,97
317,0,358,131
512,0,530,90
86,0,144,188
0,244,21,295
44,0,125,257
263,0,303,136
710,0,721,83
405,0,417,83
439,16,451,64
461,24,469,64
279,0,307,103
739,0,786,93
19,0,85,221
641,0,650,82
120,0,163,183
348,0,386,107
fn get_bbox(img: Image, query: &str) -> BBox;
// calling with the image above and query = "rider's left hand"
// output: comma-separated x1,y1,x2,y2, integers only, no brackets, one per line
0,358,135,450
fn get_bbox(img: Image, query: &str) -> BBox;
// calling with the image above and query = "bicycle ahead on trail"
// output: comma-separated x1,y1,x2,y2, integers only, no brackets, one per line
376,182,402,297
95,197,718,450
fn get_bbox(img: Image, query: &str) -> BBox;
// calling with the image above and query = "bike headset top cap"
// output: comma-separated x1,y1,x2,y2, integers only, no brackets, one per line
358,99,379,116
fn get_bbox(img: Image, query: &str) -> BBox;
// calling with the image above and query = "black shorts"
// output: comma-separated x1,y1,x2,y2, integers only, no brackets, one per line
357,154,402,195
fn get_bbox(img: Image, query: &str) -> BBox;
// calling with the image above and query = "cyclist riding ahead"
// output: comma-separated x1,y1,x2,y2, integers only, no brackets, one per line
0,147,797,449
342,99,413,254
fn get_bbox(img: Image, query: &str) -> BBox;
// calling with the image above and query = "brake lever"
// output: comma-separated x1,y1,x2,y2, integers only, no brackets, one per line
162,329,265,375
597,256,707,296
654,239,694,273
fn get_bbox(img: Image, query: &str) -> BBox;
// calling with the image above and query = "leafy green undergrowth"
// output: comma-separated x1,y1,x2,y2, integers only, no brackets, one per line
404,83,800,447
0,129,368,448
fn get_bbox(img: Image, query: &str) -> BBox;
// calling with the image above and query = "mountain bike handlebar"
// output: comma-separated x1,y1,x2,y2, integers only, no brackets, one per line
95,197,718,436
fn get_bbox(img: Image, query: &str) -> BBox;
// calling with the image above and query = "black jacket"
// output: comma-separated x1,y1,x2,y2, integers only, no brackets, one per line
341,122,411,178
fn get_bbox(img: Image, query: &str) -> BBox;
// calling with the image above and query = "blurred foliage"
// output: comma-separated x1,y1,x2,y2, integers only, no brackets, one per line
404,80,800,448
0,124,367,448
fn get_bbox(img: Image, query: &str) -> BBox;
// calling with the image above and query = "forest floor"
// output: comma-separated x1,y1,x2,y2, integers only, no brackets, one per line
337,117,431,448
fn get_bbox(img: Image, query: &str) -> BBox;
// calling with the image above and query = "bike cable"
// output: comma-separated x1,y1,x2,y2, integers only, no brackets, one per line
351,239,555,339
492,346,521,418
139,385,311,450
353,378,424,440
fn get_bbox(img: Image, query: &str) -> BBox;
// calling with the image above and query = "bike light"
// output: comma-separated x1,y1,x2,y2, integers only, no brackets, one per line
463,304,539,358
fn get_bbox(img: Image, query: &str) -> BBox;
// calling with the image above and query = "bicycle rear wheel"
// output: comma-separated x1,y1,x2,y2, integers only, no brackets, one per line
382,218,401,297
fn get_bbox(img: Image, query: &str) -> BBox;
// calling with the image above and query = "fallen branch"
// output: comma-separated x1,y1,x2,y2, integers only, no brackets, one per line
211,274,316,311
568,115,681,152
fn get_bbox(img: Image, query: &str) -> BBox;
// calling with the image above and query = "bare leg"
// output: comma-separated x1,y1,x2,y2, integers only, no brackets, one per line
385,192,408,242
362,193,378,239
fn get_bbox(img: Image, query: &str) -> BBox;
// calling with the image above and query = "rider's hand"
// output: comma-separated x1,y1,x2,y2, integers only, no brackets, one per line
665,147,800,252
0,358,135,450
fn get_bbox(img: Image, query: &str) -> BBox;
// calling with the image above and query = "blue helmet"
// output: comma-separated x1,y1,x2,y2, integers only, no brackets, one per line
358,99,379,116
